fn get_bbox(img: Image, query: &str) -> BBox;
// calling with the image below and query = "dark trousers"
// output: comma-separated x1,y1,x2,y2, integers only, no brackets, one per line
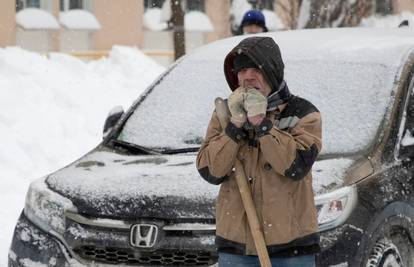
218,252,316,267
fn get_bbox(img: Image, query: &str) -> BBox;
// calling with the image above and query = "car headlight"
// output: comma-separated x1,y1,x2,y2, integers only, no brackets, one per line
315,185,357,232
24,177,76,235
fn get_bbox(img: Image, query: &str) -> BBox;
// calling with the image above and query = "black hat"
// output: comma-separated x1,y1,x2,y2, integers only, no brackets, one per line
233,54,258,74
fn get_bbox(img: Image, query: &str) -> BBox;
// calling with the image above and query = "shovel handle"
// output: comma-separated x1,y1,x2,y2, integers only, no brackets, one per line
214,97,272,267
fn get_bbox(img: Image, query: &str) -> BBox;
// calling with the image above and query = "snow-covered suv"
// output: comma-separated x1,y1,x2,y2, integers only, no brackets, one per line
9,28,414,267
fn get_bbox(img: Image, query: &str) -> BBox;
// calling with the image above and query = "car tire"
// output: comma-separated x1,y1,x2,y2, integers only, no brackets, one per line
356,202,414,267
366,238,403,267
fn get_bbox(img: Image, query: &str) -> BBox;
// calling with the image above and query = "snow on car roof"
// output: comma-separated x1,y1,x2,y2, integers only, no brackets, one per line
119,28,414,155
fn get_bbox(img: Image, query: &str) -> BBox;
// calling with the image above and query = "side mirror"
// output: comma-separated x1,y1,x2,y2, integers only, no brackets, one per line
103,105,124,139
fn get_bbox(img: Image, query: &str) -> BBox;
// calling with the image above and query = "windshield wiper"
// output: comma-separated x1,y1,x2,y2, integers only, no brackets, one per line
111,140,161,155
159,147,200,154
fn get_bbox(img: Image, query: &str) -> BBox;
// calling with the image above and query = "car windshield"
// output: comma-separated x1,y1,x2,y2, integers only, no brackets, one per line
117,34,397,156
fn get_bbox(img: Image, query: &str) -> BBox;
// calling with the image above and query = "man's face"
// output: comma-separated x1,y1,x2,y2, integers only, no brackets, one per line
243,24,265,34
237,68,272,97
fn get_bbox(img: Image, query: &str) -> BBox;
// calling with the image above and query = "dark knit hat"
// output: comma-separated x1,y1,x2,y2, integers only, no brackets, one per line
241,10,268,32
233,54,258,74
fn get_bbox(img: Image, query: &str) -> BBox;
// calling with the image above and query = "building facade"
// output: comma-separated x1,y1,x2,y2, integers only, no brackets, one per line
0,0,232,53
0,0,413,64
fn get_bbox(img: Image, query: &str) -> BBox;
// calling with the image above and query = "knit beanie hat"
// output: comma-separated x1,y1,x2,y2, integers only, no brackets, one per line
241,10,268,32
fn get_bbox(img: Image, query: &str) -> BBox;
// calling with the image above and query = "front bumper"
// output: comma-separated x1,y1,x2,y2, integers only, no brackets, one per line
9,212,362,267
9,212,218,266
8,212,69,267
316,223,364,266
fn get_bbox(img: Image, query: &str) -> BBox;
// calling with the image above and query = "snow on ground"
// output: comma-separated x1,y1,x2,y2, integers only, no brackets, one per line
0,46,165,265
360,11,414,28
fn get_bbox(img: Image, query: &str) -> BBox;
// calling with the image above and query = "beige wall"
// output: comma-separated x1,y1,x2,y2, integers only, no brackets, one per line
0,0,16,46
50,0,60,51
394,0,414,12
205,0,231,42
93,0,143,50
16,29,54,52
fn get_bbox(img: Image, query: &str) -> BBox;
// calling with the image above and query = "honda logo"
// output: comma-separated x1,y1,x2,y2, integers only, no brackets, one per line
130,224,159,248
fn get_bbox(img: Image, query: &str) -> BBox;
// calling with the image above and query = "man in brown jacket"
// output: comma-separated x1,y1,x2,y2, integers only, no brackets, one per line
196,36,322,266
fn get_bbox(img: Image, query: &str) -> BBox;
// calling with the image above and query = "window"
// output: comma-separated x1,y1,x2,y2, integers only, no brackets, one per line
16,0,24,11
185,0,204,12
259,0,273,10
145,0,165,9
144,0,165,9
144,0,204,12
60,0,85,11
375,0,393,15
26,0,40,7
16,0,40,11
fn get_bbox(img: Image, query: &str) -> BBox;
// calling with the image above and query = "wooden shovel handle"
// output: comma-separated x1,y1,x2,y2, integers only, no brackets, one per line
214,97,272,267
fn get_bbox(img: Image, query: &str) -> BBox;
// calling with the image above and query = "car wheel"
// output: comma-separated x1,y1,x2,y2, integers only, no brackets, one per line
366,238,403,267
354,202,414,267
365,228,414,267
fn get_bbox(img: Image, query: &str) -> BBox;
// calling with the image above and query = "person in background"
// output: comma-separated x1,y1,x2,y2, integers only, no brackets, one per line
239,9,268,35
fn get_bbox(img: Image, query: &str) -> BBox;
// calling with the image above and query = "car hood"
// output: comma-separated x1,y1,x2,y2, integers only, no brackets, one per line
46,148,219,220
46,148,360,220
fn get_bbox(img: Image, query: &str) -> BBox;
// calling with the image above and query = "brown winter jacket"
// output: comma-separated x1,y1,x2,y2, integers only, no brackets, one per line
196,37,323,257
196,98,322,256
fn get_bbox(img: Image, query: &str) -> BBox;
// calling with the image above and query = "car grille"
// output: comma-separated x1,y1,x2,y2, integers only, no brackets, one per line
74,245,215,266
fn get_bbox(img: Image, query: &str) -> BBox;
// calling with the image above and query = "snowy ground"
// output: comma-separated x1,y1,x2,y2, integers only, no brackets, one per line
0,46,165,265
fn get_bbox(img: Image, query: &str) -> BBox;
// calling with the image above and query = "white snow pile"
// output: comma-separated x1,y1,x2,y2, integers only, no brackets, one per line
16,8,60,30
185,11,214,32
360,11,414,28
0,46,164,265
144,8,169,31
59,9,101,30
261,9,285,31
144,8,213,32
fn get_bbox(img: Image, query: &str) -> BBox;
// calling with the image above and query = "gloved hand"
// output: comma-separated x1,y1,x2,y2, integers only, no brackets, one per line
228,87,248,126
244,88,267,118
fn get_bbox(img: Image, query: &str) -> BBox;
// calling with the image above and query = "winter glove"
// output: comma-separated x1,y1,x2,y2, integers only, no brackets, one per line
254,117,273,137
225,122,247,143
228,87,248,125
244,88,268,118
